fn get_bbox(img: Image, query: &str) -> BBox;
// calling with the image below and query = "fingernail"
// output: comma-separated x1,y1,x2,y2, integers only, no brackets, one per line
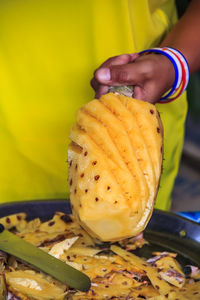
96,68,111,81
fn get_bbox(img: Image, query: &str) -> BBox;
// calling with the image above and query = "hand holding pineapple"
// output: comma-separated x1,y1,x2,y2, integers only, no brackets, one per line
91,53,175,103
68,92,163,241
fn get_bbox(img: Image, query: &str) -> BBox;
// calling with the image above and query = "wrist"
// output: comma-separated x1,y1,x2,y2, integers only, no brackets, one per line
139,47,189,103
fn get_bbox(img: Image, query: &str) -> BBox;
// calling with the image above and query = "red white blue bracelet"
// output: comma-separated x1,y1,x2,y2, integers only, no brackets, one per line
163,47,189,101
139,47,190,103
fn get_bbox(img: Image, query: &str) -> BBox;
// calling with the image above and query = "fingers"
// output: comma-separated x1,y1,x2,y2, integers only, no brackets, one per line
98,53,138,68
133,86,147,101
90,77,100,91
92,63,140,98
90,77,109,98
91,52,174,103
133,82,164,104
94,53,139,84
91,53,139,98
95,85,109,99
95,62,144,86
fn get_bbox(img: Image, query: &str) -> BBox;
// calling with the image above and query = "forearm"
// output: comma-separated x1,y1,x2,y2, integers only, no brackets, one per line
160,0,200,74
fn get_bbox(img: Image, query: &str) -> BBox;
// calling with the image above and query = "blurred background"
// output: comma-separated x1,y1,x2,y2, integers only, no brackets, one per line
171,72,200,213
170,0,200,215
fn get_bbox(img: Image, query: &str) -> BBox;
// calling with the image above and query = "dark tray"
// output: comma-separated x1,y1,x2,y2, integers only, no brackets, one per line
0,199,199,267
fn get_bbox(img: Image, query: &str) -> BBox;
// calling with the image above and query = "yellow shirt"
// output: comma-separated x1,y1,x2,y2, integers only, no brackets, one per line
0,0,187,210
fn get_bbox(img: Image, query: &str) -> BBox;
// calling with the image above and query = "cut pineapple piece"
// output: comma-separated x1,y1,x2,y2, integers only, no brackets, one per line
68,93,163,241
6,270,66,300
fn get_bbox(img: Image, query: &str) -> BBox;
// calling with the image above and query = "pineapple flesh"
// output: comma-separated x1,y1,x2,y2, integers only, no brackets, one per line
68,93,163,242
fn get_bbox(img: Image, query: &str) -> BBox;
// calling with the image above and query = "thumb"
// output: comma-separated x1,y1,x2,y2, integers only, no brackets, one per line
95,63,143,86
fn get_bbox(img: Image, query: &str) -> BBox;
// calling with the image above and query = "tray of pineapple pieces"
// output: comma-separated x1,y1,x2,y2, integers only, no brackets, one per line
0,210,200,300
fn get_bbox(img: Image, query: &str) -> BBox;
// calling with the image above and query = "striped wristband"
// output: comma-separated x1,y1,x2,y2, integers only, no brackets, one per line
162,47,190,101
139,47,190,103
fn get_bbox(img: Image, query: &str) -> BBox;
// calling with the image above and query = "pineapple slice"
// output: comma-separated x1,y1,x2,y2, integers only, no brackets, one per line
68,93,163,241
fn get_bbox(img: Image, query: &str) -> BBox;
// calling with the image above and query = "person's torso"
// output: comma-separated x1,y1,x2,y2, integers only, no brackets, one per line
0,0,181,205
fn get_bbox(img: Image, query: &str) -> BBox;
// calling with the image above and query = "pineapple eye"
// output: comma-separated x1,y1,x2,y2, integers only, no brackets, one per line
94,175,100,181
6,217,11,224
48,221,55,227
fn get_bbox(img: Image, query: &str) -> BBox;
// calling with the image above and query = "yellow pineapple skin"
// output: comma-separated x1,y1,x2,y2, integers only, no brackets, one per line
68,93,163,242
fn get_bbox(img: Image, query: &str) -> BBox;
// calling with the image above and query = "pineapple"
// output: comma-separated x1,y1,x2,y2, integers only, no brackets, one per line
68,93,163,242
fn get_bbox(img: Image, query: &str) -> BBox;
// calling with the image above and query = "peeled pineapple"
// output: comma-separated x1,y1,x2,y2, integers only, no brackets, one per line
68,93,163,242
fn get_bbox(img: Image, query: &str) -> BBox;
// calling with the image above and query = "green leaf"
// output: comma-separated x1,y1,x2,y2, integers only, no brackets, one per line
0,229,91,292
